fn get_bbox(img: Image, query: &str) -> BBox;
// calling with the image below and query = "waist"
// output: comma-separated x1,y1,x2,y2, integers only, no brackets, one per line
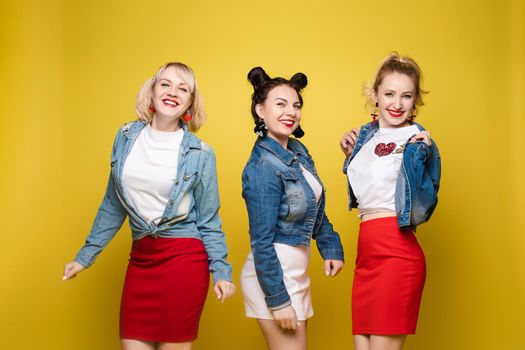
131,226,203,241
360,210,397,222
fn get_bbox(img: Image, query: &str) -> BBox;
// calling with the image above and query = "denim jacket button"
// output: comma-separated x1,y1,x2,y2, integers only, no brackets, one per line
175,180,180,185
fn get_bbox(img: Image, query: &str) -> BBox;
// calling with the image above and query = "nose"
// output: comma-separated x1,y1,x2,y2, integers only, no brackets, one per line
285,106,295,116
393,97,402,109
167,87,177,97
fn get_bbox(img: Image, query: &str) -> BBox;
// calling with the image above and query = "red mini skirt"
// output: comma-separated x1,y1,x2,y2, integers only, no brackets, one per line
120,236,209,342
352,217,426,335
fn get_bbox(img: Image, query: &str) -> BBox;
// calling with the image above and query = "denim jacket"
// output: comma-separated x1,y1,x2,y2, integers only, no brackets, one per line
342,121,441,229
74,120,232,283
242,136,344,309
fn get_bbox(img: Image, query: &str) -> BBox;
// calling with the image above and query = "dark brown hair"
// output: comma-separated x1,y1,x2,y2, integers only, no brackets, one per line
247,67,308,123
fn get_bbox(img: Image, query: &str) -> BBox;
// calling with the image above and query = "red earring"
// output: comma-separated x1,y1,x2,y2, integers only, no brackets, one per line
371,102,378,124
183,111,192,121
149,105,155,113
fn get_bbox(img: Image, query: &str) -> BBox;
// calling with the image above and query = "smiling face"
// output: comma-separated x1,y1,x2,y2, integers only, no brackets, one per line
256,84,302,147
374,72,417,128
151,66,192,125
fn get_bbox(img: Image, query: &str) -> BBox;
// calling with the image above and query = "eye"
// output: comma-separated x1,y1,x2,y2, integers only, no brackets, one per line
277,102,286,107
161,83,170,87
402,94,413,99
385,92,394,97
294,104,302,110
179,87,189,93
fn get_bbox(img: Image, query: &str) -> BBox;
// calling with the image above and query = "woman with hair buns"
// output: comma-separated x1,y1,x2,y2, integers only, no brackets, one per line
63,62,235,350
240,66,345,350
340,53,441,350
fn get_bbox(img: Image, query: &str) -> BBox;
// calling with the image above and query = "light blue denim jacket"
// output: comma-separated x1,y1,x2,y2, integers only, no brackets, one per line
242,136,344,309
343,121,441,229
74,120,232,283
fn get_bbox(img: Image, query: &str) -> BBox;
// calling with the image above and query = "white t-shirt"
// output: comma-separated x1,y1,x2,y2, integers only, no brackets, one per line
122,125,184,224
347,125,419,217
299,164,322,203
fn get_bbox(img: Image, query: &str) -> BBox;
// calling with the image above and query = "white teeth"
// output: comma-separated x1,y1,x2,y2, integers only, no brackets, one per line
163,100,177,106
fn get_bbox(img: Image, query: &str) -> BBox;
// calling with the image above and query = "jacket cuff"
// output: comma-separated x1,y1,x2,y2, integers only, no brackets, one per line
268,299,292,311
74,252,94,269
211,268,232,284
264,288,291,309
320,248,345,262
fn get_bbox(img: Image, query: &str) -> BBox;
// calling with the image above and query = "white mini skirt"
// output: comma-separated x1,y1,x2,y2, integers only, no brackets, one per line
240,243,313,321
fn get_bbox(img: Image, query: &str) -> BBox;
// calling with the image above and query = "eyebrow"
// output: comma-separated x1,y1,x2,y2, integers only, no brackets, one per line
384,89,413,94
159,78,189,87
274,97,300,104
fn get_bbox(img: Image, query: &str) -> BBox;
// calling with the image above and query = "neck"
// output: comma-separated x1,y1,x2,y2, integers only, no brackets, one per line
267,133,288,149
151,115,181,132
378,118,410,129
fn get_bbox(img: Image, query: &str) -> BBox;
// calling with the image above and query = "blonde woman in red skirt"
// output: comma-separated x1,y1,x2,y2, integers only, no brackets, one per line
63,62,235,350
340,53,441,350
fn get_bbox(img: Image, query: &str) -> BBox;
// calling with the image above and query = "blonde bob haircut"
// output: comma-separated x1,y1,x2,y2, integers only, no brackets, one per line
135,62,206,132
364,52,428,116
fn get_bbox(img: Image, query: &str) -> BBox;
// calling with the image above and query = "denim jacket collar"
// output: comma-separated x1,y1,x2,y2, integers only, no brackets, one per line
122,120,204,154
256,136,307,166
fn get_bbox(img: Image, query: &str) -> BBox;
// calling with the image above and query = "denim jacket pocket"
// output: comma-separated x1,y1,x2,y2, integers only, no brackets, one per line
280,171,307,223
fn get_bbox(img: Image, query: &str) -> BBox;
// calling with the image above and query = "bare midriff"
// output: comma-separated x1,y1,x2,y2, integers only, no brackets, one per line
360,210,397,222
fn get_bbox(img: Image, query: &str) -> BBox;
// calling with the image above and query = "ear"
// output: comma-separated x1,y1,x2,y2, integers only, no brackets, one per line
372,91,378,105
255,104,265,120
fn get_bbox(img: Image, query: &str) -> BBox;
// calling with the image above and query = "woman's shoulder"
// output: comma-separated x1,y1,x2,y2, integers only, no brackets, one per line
243,148,280,178
110,119,143,146
118,119,145,134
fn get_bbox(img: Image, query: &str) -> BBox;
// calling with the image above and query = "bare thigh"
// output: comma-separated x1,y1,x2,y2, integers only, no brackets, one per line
370,335,406,350
121,339,193,350
354,334,370,350
158,342,193,350
257,319,307,350
121,339,156,350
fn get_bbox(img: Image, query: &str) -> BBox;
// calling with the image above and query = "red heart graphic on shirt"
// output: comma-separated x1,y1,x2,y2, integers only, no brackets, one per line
374,142,397,157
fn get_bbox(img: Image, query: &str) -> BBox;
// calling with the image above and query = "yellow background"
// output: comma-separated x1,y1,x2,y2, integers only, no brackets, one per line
1,0,524,349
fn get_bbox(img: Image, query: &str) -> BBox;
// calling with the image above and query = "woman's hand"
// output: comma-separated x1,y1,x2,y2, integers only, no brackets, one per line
272,305,299,330
410,130,432,146
214,280,236,303
324,259,344,277
340,128,359,157
63,261,85,280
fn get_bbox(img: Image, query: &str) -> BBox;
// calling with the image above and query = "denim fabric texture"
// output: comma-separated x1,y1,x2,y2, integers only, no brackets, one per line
74,120,232,283
342,121,441,229
242,136,344,309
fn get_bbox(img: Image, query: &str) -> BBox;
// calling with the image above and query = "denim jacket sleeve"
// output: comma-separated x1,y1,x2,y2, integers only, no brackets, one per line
242,162,291,310
314,213,345,261
193,148,232,284
74,131,127,268
403,140,441,226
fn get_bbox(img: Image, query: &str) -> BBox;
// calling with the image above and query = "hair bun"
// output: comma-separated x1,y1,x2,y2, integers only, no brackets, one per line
290,72,308,90
247,67,270,90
